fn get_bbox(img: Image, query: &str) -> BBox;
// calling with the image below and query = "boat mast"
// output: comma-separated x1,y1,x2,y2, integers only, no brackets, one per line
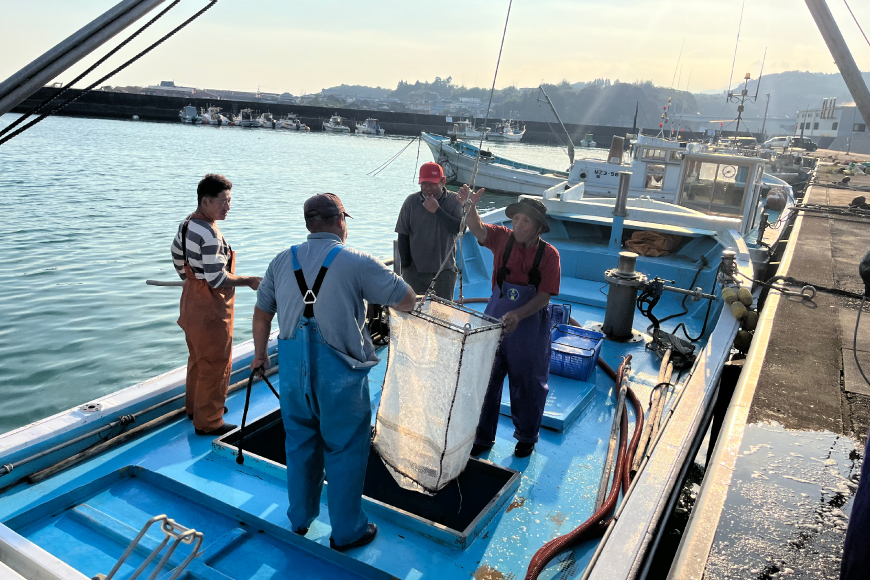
537,85,575,167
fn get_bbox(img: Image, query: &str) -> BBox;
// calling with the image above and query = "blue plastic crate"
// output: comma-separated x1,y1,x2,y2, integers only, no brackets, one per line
549,324,604,382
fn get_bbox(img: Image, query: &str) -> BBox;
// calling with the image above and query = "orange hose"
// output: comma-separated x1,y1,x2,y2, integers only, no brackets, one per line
524,355,642,580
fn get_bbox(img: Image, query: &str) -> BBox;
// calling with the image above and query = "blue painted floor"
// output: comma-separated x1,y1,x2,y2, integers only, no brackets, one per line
0,280,710,580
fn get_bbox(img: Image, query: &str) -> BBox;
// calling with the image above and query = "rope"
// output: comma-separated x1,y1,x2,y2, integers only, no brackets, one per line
236,370,278,465
468,0,513,190
738,270,864,302
0,1,218,147
418,0,513,303
0,0,183,141
412,136,422,185
366,136,418,176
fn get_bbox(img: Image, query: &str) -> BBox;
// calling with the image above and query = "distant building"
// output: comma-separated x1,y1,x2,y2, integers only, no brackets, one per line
142,80,196,97
407,101,431,113
826,105,870,154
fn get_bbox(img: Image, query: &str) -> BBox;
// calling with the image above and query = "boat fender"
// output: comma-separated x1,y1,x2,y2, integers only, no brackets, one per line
730,301,747,320
743,310,759,331
737,287,753,306
734,330,753,352
722,287,738,304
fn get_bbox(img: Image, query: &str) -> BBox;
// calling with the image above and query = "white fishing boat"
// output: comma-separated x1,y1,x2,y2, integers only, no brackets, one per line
322,114,350,133
277,113,308,131
450,118,488,139
177,105,200,124
485,119,524,142
355,117,385,135
580,133,597,147
258,112,276,129
238,108,258,128
200,106,229,126
422,132,792,209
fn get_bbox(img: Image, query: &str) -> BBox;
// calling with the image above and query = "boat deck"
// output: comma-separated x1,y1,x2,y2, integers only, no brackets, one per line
0,270,715,580
671,179,870,578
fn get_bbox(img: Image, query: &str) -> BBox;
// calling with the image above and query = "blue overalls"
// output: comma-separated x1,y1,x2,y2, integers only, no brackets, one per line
475,237,552,446
279,245,375,545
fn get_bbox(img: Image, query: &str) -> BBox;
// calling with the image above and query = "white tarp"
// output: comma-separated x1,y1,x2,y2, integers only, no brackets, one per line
373,299,502,494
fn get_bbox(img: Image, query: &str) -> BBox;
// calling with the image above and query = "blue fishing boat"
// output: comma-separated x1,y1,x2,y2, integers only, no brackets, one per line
0,147,791,579
0,4,797,578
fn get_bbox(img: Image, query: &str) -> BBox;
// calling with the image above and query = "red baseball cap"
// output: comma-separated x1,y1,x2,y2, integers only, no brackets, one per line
303,193,352,222
419,162,444,184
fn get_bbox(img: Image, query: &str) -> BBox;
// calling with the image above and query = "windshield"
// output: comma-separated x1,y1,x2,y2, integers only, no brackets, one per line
679,159,751,217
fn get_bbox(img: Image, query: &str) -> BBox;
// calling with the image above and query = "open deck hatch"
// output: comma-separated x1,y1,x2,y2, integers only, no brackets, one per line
216,409,520,548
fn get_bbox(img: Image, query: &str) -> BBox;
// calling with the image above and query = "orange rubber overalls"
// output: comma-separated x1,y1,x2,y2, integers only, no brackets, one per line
177,213,236,432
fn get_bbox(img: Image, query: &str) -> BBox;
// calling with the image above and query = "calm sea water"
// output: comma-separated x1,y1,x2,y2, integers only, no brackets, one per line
0,113,590,434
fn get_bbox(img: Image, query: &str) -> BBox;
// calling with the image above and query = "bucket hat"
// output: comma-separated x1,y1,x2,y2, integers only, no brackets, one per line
505,197,550,233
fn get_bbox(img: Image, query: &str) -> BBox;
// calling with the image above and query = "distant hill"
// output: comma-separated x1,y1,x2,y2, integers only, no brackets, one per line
321,71,870,127
322,84,391,99
693,70,870,119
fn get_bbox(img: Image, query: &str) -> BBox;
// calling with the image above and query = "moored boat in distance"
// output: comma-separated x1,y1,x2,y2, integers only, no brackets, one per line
178,105,200,124
580,132,597,147
258,112,276,129
322,114,350,133
355,117,385,135
200,106,229,126
485,119,524,142
450,118,488,139
238,108,258,127
277,113,309,131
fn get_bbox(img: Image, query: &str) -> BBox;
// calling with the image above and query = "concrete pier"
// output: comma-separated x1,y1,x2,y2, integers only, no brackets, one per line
670,160,870,578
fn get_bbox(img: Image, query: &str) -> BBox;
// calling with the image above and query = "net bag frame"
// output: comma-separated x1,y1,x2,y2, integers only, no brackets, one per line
372,295,503,495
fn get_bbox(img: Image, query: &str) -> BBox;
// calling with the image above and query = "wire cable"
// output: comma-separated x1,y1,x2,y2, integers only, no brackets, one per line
844,0,870,49
468,0,513,189
0,0,183,141
0,1,218,147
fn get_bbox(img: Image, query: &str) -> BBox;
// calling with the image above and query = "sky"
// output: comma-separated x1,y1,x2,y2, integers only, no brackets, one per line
1,0,869,96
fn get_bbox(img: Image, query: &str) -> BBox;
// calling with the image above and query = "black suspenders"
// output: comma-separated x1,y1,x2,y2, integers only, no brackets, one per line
496,235,548,293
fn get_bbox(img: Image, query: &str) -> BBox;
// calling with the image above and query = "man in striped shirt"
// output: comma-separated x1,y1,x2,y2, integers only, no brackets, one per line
171,174,261,436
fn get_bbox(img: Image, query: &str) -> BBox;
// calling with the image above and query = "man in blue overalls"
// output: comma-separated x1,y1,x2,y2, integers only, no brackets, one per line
251,193,415,551
459,186,561,458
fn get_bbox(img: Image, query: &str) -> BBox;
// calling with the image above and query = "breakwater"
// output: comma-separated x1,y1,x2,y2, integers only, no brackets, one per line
11,86,731,145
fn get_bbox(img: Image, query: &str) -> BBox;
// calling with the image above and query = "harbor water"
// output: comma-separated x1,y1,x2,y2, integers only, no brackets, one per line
0,113,597,434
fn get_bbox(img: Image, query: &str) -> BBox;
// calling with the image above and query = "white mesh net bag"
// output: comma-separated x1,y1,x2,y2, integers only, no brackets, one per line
372,296,503,495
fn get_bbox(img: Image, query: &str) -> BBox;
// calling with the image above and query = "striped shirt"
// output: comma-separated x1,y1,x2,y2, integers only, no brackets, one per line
171,217,232,288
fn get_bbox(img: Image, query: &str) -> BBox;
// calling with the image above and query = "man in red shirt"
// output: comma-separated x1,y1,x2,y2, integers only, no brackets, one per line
459,185,560,458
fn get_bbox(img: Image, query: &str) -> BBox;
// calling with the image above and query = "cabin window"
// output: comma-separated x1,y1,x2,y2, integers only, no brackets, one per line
813,122,819,130
644,164,666,190
641,148,667,162
642,148,681,165
679,160,749,217
832,122,839,130
855,123,867,132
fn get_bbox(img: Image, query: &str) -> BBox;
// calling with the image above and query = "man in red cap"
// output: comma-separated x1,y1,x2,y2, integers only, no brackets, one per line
395,161,464,299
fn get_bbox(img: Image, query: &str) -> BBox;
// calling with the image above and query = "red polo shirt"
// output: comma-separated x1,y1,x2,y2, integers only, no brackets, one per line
482,224,560,296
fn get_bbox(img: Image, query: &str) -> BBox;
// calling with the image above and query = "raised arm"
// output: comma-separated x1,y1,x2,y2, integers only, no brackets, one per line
458,184,487,245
